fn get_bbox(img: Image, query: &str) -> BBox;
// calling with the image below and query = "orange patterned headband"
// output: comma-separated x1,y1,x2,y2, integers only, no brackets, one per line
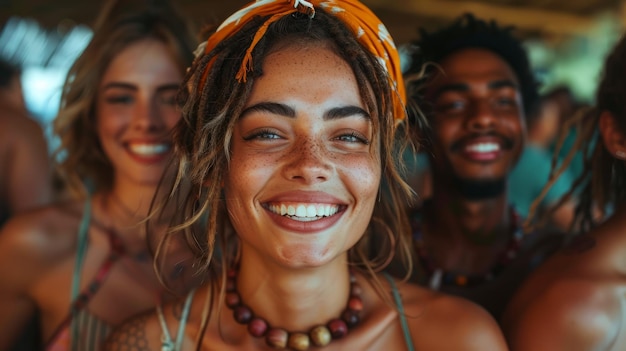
195,0,406,121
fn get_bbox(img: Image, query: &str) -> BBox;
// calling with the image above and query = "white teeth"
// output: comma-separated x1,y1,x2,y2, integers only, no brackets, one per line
296,205,307,217
268,203,339,220
128,143,170,156
466,143,499,153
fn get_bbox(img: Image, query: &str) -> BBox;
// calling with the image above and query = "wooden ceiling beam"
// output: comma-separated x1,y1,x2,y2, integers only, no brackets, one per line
364,0,616,37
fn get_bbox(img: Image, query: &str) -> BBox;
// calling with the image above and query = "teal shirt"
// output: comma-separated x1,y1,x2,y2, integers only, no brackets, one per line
508,145,574,218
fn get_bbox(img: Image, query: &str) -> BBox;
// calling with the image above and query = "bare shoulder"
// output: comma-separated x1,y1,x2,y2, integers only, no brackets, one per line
104,309,163,351
0,109,45,145
0,201,83,287
394,280,507,350
507,277,622,351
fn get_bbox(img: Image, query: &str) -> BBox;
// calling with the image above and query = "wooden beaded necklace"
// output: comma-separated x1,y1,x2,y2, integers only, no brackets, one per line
224,268,363,351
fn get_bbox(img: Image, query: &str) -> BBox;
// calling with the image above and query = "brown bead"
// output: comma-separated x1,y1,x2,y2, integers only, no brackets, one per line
248,317,268,337
342,309,360,328
327,318,348,339
310,325,332,347
225,292,240,308
233,305,252,324
288,332,310,351
347,296,363,312
226,278,236,292
227,268,237,278
266,328,288,348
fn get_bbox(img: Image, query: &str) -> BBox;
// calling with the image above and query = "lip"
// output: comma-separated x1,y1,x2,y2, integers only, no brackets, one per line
261,191,347,234
123,139,172,165
455,136,508,162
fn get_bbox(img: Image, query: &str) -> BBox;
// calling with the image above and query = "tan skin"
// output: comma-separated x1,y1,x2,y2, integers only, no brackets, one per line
105,42,507,351
0,76,52,218
408,48,561,318
0,39,185,349
503,111,626,351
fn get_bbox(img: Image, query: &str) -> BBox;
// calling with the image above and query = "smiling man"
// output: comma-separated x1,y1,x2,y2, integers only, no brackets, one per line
400,13,563,320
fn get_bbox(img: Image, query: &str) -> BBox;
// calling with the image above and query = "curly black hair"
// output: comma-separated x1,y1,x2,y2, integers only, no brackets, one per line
405,13,539,121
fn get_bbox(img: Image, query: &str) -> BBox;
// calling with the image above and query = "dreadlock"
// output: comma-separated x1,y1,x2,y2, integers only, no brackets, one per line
534,34,626,234
153,9,415,347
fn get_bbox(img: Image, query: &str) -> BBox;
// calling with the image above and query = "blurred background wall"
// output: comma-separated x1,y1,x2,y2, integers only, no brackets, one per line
0,0,624,151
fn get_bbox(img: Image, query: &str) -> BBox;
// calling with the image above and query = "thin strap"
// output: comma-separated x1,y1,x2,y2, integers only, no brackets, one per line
157,304,174,351
385,274,415,351
69,198,93,350
64,198,125,350
158,290,195,351
71,198,91,301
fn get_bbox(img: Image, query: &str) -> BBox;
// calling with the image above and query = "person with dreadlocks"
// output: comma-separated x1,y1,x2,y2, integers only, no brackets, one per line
399,13,564,320
502,33,626,351
103,1,507,350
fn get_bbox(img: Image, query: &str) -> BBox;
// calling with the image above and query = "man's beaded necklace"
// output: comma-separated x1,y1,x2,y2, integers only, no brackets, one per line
411,206,524,290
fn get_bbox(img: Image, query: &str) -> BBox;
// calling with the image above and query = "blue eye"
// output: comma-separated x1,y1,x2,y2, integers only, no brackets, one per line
336,132,370,145
243,129,282,141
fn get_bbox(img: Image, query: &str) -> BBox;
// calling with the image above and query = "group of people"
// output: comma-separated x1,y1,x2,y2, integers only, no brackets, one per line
0,0,625,350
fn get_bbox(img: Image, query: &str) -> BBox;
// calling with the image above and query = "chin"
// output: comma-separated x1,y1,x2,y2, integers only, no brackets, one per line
275,244,339,268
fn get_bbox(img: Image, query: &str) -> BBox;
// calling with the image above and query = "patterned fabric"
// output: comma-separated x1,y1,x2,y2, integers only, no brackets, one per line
47,310,111,351
197,0,406,121
45,199,124,351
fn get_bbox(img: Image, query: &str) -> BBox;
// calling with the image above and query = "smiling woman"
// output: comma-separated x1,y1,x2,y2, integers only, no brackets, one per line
0,1,198,350
103,1,508,350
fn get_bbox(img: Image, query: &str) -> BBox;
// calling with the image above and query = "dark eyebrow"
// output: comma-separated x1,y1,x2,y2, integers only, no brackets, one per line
432,79,519,100
101,82,180,93
488,79,518,90
102,82,137,91
240,102,370,120
240,102,295,119
156,84,181,93
324,106,370,120
431,83,468,100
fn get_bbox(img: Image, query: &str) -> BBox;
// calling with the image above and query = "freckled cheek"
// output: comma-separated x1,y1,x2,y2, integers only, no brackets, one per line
225,151,277,202
338,155,381,200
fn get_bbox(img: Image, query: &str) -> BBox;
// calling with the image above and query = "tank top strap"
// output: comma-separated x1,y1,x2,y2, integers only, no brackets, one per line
71,197,92,301
158,289,195,351
384,273,415,351
68,197,123,351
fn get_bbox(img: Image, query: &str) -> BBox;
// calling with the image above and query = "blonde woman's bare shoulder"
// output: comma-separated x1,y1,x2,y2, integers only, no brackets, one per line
394,280,508,351
0,200,85,284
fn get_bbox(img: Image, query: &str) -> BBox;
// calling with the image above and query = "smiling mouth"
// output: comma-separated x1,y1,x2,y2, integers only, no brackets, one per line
464,142,500,153
126,143,171,156
264,203,341,222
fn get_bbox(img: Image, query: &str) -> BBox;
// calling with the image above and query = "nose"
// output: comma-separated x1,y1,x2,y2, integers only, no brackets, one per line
282,137,333,184
465,99,497,132
131,97,166,132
